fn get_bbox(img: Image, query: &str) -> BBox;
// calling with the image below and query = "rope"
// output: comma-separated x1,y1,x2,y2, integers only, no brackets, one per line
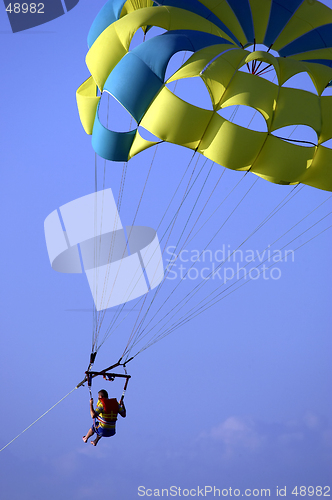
96,146,194,346
95,151,206,353
137,212,332,349
0,387,78,453
93,145,158,349
94,161,127,335
126,174,258,354
125,186,328,356
136,221,332,352
120,152,201,355
123,155,210,352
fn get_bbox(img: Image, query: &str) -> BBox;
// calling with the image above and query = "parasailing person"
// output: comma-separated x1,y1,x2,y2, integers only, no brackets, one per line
83,389,126,446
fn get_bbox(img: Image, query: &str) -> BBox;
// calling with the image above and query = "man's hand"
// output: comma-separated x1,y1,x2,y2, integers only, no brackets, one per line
119,399,126,417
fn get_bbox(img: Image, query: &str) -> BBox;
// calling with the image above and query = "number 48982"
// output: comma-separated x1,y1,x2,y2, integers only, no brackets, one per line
292,486,330,496
6,3,45,14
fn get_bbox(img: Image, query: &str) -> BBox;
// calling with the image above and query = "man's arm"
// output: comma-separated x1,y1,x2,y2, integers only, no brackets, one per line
89,398,99,419
118,400,126,418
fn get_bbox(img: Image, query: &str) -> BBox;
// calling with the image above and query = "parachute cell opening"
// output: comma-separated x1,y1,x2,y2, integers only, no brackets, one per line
165,76,213,110
281,73,318,95
99,92,137,132
217,105,268,132
271,125,318,147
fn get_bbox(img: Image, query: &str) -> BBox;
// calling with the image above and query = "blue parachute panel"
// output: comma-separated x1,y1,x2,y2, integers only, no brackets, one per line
226,0,254,44
264,0,304,47
88,0,127,48
133,30,231,80
279,24,332,57
104,53,163,123
92,112,136,161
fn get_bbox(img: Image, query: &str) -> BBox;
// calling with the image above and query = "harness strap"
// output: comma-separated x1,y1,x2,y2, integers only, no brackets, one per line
86,371,93,399
121,365,129,403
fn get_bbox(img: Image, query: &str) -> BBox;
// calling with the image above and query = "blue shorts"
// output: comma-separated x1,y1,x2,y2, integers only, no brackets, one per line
91,420,116,438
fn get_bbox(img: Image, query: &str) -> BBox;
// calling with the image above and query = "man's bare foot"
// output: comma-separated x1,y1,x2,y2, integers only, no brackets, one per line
91,439,98,446
82,436,88,443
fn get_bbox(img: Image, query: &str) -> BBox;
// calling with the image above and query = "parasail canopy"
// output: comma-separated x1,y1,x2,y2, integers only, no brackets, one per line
77,0,332,191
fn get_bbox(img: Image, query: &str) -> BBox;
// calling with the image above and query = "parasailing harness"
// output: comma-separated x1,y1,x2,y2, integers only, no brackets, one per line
76,352,133,403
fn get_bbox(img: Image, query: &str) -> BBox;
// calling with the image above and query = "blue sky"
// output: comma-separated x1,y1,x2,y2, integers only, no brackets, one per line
1,1,332,499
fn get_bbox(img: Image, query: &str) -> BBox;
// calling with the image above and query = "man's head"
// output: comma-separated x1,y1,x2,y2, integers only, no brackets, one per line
98,389,108,399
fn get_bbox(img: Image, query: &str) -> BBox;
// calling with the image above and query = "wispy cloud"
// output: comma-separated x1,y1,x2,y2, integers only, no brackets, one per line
198,412,332,464
200,416,264,457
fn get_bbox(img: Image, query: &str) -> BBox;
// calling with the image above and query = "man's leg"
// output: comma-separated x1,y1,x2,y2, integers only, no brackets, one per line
91,434,102,446
82,427,94,443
